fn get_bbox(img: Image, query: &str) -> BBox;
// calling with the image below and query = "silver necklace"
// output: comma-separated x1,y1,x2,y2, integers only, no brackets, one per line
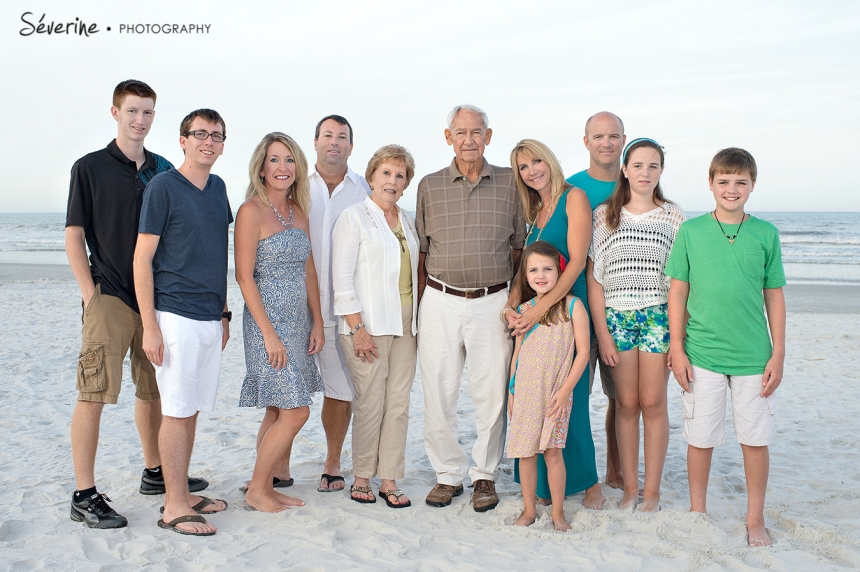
271,202,294,229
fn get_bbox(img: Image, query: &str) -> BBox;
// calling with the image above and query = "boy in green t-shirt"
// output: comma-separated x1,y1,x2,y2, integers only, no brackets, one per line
665,148,786,548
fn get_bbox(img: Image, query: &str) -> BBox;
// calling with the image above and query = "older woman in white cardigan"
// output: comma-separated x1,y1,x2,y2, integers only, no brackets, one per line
332,144,419,508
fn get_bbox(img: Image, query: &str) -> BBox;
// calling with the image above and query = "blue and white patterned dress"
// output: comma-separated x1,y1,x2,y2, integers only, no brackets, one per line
239,220,322,409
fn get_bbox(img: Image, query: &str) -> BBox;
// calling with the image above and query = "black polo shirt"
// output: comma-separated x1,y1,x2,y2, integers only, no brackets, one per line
66,140,173,312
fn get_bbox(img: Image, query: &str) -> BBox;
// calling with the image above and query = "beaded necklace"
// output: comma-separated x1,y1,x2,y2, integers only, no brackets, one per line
713,210,744,244
527,199,555,243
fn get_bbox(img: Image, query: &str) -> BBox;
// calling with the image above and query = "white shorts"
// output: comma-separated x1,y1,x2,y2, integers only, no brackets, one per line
680,365,776,448
315,325,354,401
154,311,223,418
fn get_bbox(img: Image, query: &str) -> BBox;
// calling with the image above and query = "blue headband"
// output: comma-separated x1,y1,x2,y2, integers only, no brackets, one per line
622,137,663,163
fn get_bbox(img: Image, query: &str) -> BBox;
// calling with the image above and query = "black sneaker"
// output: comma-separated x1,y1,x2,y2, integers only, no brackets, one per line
139,470,209,495
70,492,128,529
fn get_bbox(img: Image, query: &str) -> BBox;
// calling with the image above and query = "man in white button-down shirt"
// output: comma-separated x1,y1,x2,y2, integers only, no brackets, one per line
307,115,370,491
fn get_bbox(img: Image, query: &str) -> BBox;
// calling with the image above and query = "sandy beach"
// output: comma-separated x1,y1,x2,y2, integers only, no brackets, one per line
0,264,858,570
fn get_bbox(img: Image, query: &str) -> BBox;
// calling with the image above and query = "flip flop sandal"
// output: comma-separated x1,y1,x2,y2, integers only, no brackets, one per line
160,496,228,515
349,485,376,504
379,489,412,509
157,514,215,536
273,477,294,488
318,474,345,492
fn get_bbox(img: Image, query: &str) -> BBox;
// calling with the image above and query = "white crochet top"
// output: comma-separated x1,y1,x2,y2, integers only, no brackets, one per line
589,202,686,311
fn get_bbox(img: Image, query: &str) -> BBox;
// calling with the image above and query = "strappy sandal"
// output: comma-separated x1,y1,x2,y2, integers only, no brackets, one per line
379,488,411,508
349,484,376,504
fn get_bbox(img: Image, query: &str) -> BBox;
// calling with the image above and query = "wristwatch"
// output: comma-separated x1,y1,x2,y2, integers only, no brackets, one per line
222,311,232,322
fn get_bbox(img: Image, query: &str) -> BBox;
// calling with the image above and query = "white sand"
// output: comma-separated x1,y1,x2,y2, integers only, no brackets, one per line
0,276,858,570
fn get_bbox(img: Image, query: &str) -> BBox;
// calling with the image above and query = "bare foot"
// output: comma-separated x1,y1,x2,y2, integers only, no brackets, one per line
245,489,289,513
514,512,537,527
619,491,638,510
638,496,660,513
747,523,772,547
536,497,552,506
552,514,570,532
271,490,304,506
583,484,606,510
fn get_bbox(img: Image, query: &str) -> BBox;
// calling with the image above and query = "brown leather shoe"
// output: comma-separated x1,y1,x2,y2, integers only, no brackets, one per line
471,479,499,512
425,483,464,507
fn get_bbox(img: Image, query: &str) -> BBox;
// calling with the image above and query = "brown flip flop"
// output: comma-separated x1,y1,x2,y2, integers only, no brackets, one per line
157,514,215,536
160,496,228,515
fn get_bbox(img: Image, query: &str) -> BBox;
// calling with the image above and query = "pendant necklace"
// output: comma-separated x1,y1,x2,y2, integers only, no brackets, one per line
392,227,407,253
527,199,555,243
713,210,744,244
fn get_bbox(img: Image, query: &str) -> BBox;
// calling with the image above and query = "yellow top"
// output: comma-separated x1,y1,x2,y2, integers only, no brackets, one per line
392,220,412,307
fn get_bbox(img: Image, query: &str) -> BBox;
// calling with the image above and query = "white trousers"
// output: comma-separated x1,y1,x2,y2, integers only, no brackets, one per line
419,284,512,485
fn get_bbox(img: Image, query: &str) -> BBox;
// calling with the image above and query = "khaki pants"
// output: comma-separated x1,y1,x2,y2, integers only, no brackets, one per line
340,306,416,480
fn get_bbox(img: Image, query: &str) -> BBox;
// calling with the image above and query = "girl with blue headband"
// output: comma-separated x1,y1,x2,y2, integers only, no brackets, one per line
586,138,686,511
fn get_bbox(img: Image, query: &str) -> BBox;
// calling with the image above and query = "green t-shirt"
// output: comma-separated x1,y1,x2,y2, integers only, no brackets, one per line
664,213,786,375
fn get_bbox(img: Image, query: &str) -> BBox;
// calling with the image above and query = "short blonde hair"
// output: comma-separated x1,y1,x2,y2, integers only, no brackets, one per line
246,132,310,215
510,139,569,224
365,145,416,189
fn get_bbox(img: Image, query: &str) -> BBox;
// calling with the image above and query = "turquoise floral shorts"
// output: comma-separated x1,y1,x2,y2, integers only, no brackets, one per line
605,303,670,354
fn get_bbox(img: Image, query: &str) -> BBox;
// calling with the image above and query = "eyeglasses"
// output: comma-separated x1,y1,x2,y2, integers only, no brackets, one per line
184,130,226,143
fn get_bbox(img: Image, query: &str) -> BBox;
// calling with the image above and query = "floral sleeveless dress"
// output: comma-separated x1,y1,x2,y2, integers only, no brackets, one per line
506,298,577,458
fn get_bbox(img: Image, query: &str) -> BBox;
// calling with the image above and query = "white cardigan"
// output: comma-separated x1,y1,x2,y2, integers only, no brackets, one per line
332,196,419,336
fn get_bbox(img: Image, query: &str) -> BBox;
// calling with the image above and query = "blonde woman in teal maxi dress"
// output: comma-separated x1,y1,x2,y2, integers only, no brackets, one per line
506,139,603,509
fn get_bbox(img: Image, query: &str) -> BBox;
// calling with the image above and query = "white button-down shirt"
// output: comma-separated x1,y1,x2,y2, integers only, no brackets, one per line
332,196,420,337
309,165,370,327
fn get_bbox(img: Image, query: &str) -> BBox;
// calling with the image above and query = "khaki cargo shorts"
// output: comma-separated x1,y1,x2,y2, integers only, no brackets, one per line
76,284,159,404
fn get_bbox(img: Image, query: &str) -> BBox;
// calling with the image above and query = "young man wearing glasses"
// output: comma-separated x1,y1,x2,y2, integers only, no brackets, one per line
134,109,233,536
66,80,209,529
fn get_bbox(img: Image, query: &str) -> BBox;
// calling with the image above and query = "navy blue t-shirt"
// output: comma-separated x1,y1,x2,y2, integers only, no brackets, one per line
139,169,233,321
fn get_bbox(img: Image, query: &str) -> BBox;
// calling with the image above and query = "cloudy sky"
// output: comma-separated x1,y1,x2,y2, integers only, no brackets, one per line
2,0,858,213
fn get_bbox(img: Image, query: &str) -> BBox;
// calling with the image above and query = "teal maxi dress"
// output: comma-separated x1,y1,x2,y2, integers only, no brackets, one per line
514,188,599,497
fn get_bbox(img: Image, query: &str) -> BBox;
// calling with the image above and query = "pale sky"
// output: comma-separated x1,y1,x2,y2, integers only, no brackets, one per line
2,0,859,213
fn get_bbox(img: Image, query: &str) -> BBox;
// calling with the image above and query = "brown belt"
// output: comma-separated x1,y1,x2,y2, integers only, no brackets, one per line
426,277,507,299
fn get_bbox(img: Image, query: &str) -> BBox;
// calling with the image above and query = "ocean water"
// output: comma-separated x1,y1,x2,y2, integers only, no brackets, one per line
0,212,857,284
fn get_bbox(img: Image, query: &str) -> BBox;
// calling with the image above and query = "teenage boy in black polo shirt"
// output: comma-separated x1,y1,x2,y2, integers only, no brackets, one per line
66,80,208,529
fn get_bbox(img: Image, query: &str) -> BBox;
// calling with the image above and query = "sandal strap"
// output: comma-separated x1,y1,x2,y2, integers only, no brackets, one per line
380,489,405,498
164,514,208,526
350,485,373,494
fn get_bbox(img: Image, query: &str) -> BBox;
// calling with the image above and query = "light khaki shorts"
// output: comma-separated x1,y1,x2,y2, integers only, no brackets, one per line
681,365,776,448
76,284,158,404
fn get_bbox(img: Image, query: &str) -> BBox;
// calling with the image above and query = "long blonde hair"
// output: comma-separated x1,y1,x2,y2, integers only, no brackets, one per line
510,139,569,224
246,132,310,214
